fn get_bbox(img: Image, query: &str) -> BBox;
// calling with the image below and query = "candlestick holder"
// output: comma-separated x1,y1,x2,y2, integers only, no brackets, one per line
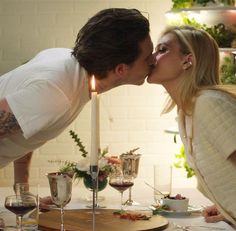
90,165,98,231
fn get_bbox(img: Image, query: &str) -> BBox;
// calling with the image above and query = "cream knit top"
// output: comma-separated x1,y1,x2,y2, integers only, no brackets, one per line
178,90,236,226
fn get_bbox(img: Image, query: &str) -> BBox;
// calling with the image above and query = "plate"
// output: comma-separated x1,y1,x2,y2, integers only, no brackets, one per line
151,205,202,217
156,209,191,217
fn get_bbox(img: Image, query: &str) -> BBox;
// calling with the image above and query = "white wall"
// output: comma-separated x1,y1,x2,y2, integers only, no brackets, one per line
0,0,196,188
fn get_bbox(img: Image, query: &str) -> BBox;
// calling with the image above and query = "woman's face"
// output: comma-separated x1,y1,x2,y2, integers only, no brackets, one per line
147,32,187,85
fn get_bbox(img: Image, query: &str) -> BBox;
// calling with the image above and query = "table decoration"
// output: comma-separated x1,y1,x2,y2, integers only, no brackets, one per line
58,130,121,200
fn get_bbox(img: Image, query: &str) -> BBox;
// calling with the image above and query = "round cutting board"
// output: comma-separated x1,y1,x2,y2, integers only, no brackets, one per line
39,209,168,231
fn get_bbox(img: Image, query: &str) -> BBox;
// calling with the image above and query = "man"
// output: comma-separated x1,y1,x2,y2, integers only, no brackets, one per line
0,8,154,187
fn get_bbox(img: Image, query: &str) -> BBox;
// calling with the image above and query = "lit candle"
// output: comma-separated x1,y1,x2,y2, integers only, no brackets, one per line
90,75,99,166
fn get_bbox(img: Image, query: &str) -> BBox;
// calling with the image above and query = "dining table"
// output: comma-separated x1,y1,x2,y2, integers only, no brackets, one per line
0,179,235,231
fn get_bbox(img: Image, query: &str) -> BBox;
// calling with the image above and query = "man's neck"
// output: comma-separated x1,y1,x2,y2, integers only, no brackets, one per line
91,72,124,94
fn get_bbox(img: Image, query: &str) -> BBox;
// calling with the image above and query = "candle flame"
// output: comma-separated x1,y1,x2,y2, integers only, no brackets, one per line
91,75,96,91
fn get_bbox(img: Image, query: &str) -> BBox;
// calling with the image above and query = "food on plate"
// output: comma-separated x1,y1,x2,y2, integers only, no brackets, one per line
167,194,186,200
161,194,189,211
113,210,151,221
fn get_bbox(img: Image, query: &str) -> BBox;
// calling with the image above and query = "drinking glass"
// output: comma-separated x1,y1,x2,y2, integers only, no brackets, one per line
5,195,37,231
14,183,39,230
120,153,141,205
153,164,172,204
47,172,73,231
109,173,133,210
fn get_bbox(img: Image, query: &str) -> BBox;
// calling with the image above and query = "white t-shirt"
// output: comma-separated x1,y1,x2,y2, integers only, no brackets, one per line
178,90,236,226
0,48,90,168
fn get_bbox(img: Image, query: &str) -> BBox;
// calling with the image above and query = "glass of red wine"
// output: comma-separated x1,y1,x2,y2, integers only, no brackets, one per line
109,173,133,210
5,195,37,230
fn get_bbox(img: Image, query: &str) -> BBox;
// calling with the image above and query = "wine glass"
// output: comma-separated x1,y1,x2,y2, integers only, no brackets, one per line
120,153,141,205
5,195,37,230
109,173,133,210
47,172,73,231
14,183,39,230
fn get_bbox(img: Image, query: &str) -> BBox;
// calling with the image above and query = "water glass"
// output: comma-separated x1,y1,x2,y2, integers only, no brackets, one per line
153,164,172,204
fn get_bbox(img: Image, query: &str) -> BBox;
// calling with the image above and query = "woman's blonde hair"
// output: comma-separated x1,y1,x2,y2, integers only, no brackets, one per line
162,26,236,114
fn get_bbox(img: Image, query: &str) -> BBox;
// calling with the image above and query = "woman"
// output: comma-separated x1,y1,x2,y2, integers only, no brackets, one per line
147,26,236,226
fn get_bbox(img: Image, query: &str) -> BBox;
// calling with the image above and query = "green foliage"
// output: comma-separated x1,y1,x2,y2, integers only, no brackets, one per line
168,14,236,48
172,0,193,9
194,0,215,6
172,0,235,8
121,147,140,155
59,161,77,177
204,23,236,48
100,146,109,157
69,130,88,157
174,145,195,178
220,56,236,84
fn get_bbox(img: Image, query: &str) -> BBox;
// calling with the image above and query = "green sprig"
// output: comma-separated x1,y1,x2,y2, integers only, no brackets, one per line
122,147,140,155
69,130,88,157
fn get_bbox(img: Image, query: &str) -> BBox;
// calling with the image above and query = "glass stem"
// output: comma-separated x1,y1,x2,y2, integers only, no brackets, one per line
128,187,132,202
16,215,22,231
120,192,123,210
95,177,98,207
60,207,64,231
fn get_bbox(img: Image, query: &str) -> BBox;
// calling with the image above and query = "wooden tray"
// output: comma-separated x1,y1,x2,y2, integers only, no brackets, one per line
39,209,168,231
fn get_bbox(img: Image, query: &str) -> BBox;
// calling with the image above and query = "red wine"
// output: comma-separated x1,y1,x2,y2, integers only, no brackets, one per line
109,182,134,193
5,204,36,216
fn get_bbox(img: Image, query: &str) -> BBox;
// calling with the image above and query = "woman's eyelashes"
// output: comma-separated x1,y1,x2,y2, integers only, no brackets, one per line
156,45,168,54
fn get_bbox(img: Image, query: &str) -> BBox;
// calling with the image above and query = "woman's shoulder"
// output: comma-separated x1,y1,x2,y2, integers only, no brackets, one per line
195,89,236,111
197,89,235,103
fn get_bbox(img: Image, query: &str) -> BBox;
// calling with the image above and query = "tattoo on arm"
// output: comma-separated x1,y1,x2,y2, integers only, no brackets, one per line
0,110,21,137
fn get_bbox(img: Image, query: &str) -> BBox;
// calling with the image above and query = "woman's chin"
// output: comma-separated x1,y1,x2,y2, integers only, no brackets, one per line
146,75,157,84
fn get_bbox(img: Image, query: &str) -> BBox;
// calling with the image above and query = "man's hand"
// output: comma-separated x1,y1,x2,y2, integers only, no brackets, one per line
40,196,55,211
203,205,225,223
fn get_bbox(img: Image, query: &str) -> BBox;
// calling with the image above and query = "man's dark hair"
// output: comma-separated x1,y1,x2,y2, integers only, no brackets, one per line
72,8,149,79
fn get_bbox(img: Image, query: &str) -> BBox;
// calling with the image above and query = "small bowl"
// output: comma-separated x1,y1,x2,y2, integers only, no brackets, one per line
161,196,189,212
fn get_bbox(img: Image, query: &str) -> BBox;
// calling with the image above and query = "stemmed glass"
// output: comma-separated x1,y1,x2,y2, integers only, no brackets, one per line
120,153,141,205
109,172,133,210
5,195,37,230
47,172,73,231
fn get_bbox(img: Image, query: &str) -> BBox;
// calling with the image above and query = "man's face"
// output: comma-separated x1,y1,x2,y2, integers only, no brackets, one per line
125,35,155,85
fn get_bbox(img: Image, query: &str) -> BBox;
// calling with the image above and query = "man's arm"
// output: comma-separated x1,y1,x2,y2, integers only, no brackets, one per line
14,152,33,185
0,98,21,138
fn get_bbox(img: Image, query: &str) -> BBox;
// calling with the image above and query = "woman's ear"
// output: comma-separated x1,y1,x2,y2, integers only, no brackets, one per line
182,54,193,70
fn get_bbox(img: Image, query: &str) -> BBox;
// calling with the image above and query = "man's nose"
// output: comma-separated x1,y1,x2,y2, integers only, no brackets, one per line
149,53,157,66
150,54,156,66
